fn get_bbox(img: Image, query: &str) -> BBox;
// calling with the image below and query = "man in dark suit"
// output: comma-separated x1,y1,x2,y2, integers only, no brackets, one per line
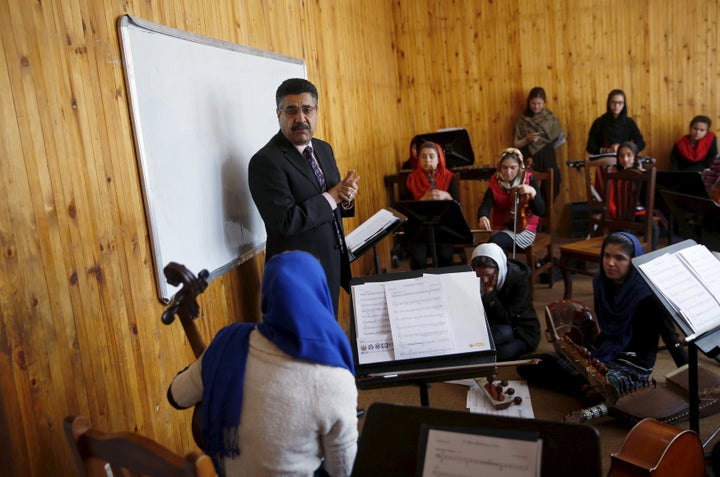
249,78,359,317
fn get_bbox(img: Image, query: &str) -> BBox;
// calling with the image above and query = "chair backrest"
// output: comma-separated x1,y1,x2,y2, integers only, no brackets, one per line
530,167,553,234
601,167,656,249
584,154,617,237
64,415,216,477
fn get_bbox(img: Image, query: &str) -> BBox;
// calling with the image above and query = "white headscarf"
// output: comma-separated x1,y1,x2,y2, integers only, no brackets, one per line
470,243,508,290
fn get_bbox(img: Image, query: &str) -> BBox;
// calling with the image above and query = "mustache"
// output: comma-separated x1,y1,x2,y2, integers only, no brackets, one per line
292,123,310,131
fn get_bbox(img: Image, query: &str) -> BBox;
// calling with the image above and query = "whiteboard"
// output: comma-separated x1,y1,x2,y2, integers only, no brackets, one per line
118,15,306,302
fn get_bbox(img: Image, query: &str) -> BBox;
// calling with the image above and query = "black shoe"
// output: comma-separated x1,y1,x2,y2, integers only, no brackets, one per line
356,408,366,418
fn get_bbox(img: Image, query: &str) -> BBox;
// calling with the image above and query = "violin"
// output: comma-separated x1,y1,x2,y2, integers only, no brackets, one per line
506,158,534,236
162,262,210,450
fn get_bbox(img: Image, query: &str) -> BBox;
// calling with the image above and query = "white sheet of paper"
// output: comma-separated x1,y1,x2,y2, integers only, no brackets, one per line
421,427,541,477
432,271,492,352
351,282,394,364
674,244,720,302
385,275,454,360
345,208,399,252
465,380,535,418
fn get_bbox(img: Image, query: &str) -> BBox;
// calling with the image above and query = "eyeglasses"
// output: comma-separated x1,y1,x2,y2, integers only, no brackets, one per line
279,105,318,116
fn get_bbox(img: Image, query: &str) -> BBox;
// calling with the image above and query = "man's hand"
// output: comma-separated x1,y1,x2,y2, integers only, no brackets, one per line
329,170,359,204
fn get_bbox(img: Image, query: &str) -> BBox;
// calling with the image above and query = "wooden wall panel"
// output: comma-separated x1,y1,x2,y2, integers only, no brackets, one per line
1,0,719,475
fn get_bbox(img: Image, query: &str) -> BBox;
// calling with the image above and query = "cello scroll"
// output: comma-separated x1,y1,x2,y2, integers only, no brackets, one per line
162,262,209,357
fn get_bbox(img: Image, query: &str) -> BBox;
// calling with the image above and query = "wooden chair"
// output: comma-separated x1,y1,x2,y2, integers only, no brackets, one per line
521,167,554,298
64,415,216,477
559,166,657,299
583,154,617,238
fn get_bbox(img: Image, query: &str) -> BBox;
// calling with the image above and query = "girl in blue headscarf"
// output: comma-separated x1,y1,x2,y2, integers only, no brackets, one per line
518,232,686,401
168,251,358,477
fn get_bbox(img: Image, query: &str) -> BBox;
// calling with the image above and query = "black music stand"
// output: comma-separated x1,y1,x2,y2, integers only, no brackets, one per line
410,129,475,168
352,402,602,477
655,171,709,241
660,190,720,251
633,240,720,433
392,200,473,268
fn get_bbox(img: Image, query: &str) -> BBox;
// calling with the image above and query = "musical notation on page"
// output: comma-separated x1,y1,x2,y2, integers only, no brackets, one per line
420,427,541,477
345,208,404,256
637,244,720,340
350,271,492,366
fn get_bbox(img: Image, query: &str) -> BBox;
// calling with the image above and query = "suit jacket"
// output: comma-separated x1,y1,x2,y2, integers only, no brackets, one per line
248,131,354,314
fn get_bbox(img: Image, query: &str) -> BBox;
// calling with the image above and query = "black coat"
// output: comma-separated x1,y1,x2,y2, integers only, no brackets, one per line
481,258,541,351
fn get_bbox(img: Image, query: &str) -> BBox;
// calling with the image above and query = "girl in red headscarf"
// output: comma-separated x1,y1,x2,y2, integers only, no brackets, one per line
671,115,719,172
405,141,458,201
404,142,460,269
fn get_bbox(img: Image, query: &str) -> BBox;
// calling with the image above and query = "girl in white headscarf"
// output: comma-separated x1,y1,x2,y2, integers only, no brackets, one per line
470,243,540,361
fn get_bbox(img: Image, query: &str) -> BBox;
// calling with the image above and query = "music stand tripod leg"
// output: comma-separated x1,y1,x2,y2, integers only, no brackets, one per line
415,380,430,407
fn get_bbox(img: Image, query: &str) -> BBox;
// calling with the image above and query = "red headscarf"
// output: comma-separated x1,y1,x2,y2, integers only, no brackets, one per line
405,142,455,200
675,131,716,163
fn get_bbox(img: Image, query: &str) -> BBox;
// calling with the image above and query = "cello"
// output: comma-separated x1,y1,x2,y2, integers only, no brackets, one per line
607,418,706,476
162,262,209,450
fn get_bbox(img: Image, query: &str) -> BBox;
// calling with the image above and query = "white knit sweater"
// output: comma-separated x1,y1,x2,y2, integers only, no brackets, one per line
170,329,358,476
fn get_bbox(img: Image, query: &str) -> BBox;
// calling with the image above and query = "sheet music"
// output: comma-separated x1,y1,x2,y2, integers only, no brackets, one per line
350,282,394,363
385,275,454,360
436,271,491,352
345,208,400,253
638,248,720,337
420,428,541,477
351,271,491,365
674,244,720,302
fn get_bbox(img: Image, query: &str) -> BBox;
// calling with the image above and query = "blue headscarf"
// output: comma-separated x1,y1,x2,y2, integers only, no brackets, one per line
200,251,354,470
591,231,652,362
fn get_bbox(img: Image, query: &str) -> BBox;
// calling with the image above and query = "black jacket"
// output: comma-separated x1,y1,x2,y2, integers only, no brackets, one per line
481,258,541,351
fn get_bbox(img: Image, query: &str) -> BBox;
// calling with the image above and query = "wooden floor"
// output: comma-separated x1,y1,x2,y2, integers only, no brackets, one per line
355,249,720,476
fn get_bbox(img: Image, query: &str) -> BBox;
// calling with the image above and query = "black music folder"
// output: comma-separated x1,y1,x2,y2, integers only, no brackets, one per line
655,170,709,199
345,207,406,262
351,402,602,477
349,266,495,389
